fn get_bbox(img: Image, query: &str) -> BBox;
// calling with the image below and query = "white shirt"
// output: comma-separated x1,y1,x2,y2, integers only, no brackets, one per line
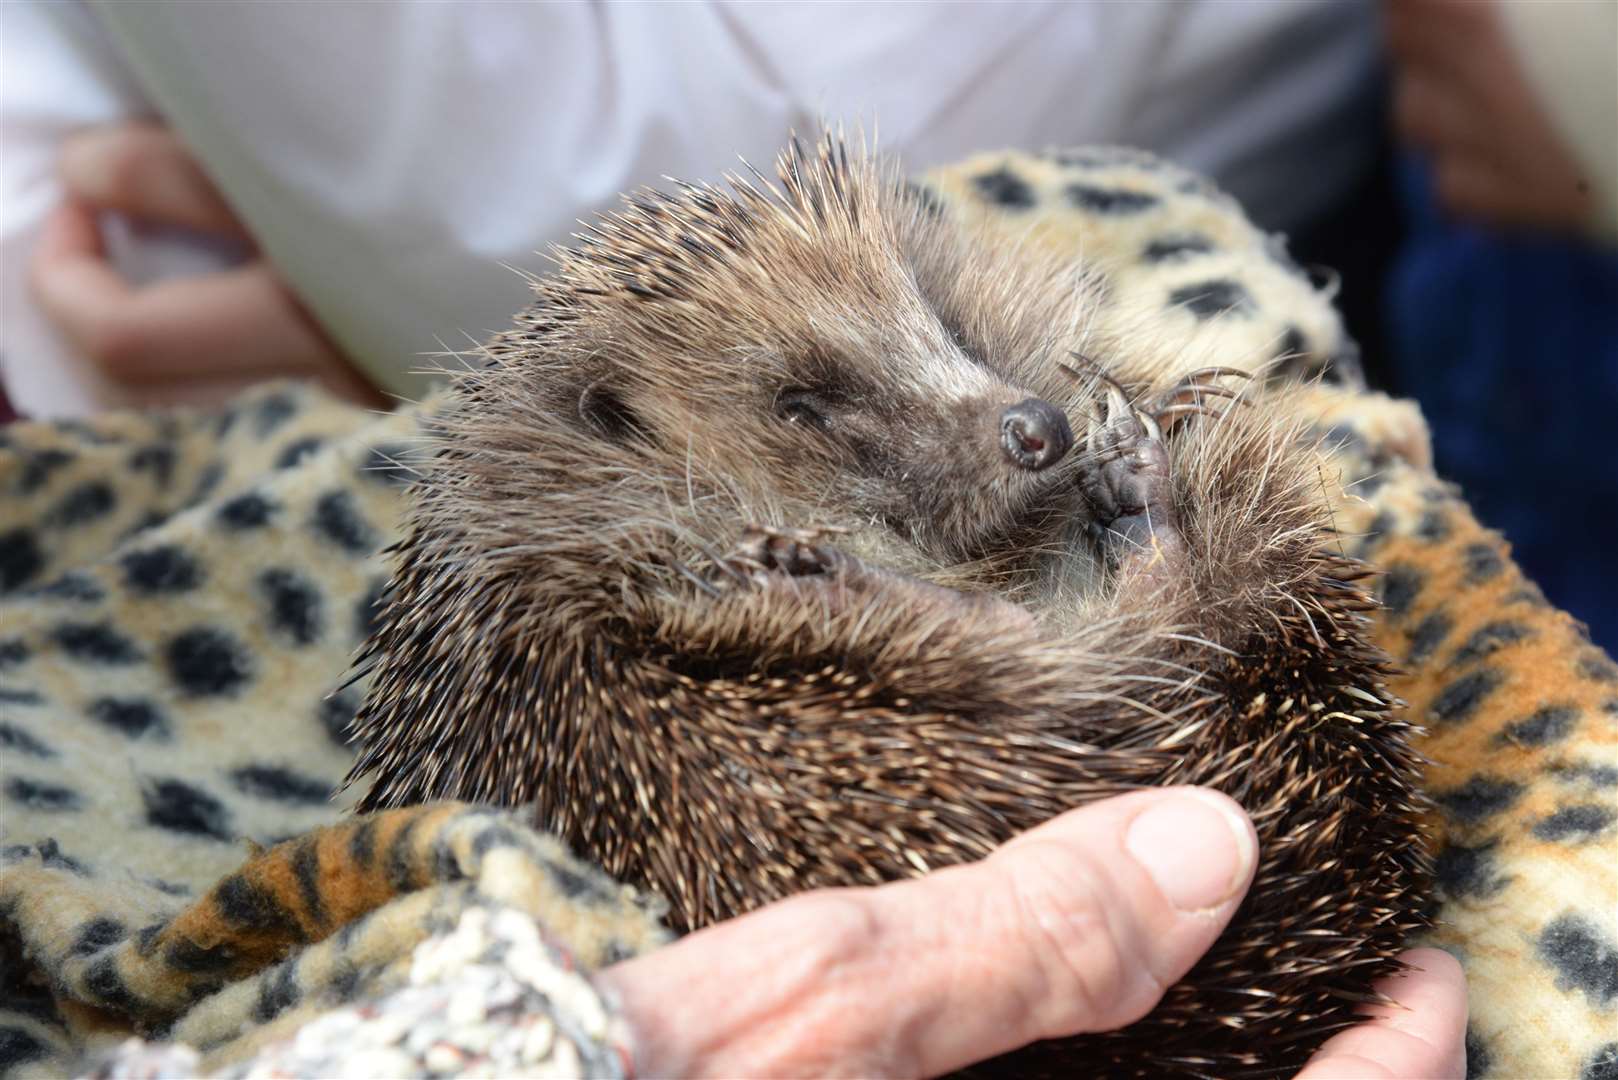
1,0,1377,416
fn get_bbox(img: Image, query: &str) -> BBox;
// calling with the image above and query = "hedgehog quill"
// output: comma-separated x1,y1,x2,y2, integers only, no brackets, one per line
344,136,1431,1077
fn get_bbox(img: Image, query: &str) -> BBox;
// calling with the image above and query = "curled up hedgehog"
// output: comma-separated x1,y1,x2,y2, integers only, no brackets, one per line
344,137,1432,1076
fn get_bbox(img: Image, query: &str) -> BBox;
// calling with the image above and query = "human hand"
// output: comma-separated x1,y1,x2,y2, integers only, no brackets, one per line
1386,0,1596,232
599,787,1467,1078
27,122,385,408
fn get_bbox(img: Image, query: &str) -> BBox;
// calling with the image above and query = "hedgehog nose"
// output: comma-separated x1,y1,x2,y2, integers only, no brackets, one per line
1000,399,1073,471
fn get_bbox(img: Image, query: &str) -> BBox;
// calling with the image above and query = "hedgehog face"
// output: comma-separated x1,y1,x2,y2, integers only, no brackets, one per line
590,312,1082,563
636,315,1081,562
521,152,1093,565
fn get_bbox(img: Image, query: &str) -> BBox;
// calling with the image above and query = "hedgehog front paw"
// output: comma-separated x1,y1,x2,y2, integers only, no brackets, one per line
727,525,852,579
722,523,1039,633
1080,379,1185,573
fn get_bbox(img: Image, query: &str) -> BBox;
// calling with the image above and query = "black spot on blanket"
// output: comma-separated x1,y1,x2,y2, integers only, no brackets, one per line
218,491,278,529
46,481,115,527
1452,622,1533,665
53,622,142,664
122,545,204,594
1434,839,1509,900
1497,705,1578,747
0,528,44,592
260,569,323,646
1538,913,1618,1005
231,765,332,805
1066,183,1158,213
1433,775,1523,824
1430,669,1504,726
5,777,81,812
88,697,170,740
143,779,232,841
1168,279,1255,319
312,491,379,554
0,722,53,758
1143,234,1214,262
972,167,1035,209
1533,804,1615,842
166,627,252,696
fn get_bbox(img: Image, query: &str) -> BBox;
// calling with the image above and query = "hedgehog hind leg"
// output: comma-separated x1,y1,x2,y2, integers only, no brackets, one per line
1080,379,1187,587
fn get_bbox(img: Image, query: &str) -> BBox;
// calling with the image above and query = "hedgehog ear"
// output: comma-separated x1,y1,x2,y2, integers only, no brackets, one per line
578,381,648,443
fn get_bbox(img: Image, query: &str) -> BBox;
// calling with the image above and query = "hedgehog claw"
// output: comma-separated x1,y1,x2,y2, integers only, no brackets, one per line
1086,414,1104,452
1079,385,1185,582
1183,365,1252,383
1140,409,1164,444
1153,403,1222,423
1165,382,1243,403
1146,369,1251,434
1103,380,1131,422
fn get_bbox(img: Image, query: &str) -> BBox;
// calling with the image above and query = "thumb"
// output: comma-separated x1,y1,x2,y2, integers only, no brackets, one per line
600,787,1257,1078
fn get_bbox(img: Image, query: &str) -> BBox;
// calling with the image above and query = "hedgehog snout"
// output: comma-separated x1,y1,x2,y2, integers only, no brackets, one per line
1000,399,1073,471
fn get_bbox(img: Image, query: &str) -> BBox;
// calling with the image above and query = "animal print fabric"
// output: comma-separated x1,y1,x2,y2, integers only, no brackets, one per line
1300,389,1618,1080
0,384,667,1077
1,148,1612,1078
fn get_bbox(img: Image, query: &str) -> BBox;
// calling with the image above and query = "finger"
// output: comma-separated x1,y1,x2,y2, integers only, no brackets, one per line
1297,948,1468,1080
1430,153,1553,228
31,207,332,381
29,199,136,358
59,122,249,238
1384,0,1494,77
31,193,108,260
66,266,337,380
31,200,387,407
600,787,1257,1079
1392,69,1483,155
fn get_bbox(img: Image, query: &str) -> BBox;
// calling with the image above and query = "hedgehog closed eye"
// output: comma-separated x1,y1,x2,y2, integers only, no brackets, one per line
774,389,835,431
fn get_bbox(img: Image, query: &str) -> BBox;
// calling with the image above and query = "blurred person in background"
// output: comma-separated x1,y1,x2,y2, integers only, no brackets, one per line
1384,0,1617,648
4,1,1390,415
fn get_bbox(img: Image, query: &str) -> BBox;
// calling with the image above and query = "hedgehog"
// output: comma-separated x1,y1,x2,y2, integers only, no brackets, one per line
343,136,1432,1076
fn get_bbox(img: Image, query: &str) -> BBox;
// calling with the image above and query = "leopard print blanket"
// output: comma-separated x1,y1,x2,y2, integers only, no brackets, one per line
2,150,1613,1079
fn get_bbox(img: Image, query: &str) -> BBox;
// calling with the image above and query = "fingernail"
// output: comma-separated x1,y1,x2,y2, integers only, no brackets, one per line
1124,791,1255,912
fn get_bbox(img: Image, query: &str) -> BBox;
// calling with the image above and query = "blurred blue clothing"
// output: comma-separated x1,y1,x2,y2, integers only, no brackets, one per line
1387,160,1618,650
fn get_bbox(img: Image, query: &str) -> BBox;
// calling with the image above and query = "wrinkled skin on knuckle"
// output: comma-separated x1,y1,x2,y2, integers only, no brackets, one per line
743,892,898,1073
997,839,1162,1039
786,891,882,979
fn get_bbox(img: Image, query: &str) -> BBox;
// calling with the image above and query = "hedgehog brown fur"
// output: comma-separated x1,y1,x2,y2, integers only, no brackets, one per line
344,136,1432,1076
